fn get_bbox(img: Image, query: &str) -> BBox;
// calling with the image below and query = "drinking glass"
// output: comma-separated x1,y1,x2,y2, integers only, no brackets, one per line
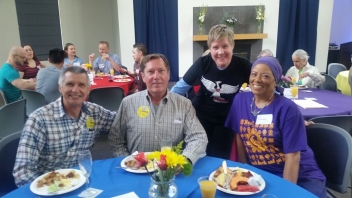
78,150,96,197
110,68,114,76
262,194,277,198
291,85,299,100
198,176,217,198
160,136,172,151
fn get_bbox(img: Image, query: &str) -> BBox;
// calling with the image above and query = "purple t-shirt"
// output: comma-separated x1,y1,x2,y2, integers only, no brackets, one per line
225,92,325,180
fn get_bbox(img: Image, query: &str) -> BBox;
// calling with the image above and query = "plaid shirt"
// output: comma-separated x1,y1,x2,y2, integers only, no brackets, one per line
109,90,208,164
13,97,116,186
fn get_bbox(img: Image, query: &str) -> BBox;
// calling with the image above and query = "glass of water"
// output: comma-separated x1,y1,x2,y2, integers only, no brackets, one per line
78,150,96,197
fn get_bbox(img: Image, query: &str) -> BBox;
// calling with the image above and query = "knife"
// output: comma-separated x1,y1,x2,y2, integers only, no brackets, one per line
222,160,229,189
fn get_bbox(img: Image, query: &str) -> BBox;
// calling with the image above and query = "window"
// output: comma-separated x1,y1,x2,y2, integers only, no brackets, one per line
15,0,62,61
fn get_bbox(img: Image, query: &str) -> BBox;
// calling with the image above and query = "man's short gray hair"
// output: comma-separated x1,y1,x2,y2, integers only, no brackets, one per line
58,67,90,86
292,49,309,61
257,49,273,59
207,24,234,48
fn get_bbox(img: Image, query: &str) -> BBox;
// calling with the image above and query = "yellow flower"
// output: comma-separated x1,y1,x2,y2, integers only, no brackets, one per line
85,63,92,70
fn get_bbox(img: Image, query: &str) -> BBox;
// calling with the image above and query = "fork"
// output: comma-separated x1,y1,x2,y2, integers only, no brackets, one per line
223,169,236,190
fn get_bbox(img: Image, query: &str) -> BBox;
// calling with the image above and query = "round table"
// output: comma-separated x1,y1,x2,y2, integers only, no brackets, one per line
3,156,316,198
297,88,352,120
90,76,135,96
336,70,351,96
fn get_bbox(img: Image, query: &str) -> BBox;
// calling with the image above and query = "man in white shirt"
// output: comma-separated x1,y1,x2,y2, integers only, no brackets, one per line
285,49,325,88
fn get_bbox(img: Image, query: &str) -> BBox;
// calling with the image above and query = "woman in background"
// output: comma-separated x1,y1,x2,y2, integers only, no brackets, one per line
63,43,84,69
16,45,45,79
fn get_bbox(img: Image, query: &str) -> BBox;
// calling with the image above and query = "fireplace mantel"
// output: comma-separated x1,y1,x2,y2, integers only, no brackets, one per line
193,33,268,41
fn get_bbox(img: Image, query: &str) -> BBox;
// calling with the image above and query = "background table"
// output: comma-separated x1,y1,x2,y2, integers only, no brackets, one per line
90,76,135,96
297,88,352,120
3,156,316,198
336,71,351,96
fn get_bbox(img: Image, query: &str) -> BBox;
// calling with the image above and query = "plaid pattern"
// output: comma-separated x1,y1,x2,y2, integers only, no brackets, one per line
93,52,122,75
109,90,208,164
13,97,116,186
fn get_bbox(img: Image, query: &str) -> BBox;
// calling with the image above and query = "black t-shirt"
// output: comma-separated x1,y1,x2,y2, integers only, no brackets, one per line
183,54,251,123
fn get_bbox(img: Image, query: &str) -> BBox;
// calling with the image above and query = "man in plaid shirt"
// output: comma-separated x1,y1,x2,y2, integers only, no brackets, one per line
13,67,116,186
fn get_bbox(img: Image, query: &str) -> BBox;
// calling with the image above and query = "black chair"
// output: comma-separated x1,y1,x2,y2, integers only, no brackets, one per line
306,124,352,197
0,131,21,196
88,87,124,112
0,99,26,138
21,90,46,117
0,88,7,108
328,63,347,79
319,74,338,92
309,115,352,136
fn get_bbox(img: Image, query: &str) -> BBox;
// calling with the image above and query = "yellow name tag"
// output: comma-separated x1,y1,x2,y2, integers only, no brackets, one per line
137,106,150,118
86,116,95,129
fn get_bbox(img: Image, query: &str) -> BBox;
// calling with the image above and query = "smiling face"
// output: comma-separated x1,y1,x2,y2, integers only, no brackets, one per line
210,38,234,69
250,63,276,99
141,58,170,98
59,72,90,108
23,45,34,60
99,43,109,55
292,55,307,70
66,45,76,57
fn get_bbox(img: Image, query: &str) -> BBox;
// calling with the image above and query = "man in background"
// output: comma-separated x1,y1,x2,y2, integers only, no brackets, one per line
36,48,64,103
0,46,36,103
89,41,127,75
129,43,147,93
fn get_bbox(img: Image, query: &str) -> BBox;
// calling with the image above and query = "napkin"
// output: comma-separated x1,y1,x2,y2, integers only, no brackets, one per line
247,175,262,187
112,192,139,198
293,99,328,109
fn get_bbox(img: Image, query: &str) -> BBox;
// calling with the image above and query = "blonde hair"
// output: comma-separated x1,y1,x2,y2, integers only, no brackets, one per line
207,24,234,48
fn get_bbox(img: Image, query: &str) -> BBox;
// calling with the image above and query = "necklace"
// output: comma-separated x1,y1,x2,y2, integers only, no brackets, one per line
250,94,274,116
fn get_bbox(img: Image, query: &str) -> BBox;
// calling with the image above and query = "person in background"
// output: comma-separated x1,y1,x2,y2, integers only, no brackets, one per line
15,44,45,80
286,49,325,88
349,66,352,94
225,56,327,197
257,49,273,59
63,43,84,70
36,48,64,103
109,54,208,165
13,67,117,186
130,43,147,93
170,24,251,159
0,46,36,103
89,41,127,75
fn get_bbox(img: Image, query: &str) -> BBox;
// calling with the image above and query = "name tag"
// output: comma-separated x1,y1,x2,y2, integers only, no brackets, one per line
73,62,80,66
255,114,273,125
99,64,105,68
173,119,182,124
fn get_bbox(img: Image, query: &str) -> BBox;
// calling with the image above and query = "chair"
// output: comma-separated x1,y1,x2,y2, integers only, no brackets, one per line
21,90,46,117
0,131,21,196
328,63,347,79
0,99,26,138
309,115,352,136
0,89,7,108
88,87,124,111
319,73,338,92
306,123,352,197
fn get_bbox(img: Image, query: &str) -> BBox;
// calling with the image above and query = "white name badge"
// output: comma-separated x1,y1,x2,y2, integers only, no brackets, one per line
255,114,273,125
73,62,80,66
99,64,105,68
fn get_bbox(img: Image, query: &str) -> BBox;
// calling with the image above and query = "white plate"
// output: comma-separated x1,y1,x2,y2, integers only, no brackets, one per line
113,79,131,82
209,167,266,195
30,169,85,196
114,75,129,79
120,152,156,173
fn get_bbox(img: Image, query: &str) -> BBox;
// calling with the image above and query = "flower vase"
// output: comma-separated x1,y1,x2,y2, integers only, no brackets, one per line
257,21,263,34
148,176,178,198
199,26,203,35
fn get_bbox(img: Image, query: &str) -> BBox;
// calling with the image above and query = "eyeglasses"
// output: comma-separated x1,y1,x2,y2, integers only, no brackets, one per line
15,55,26,60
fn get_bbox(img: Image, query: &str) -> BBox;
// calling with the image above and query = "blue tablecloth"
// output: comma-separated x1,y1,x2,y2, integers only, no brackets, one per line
3,156,316,198
298,88,352,120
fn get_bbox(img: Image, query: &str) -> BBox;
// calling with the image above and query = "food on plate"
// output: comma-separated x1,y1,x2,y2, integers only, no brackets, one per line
212,166,261,192
36,170,80,188
124,157,154,170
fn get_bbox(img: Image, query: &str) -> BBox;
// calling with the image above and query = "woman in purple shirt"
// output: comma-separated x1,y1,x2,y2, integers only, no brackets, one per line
225,56,327,197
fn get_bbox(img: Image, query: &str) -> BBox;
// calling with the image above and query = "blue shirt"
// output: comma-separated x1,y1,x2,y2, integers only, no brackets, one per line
93,53,121,75
0,63,21,103
63,57,84,70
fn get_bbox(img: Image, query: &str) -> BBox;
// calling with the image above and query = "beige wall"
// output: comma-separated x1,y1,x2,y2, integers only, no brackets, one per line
0,0,21,66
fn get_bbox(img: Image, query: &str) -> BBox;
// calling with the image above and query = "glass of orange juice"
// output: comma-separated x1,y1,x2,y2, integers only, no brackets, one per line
110,68,114,76
291,77,296,84
198,176,217,198
160,136,172,151
291,85,299,100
